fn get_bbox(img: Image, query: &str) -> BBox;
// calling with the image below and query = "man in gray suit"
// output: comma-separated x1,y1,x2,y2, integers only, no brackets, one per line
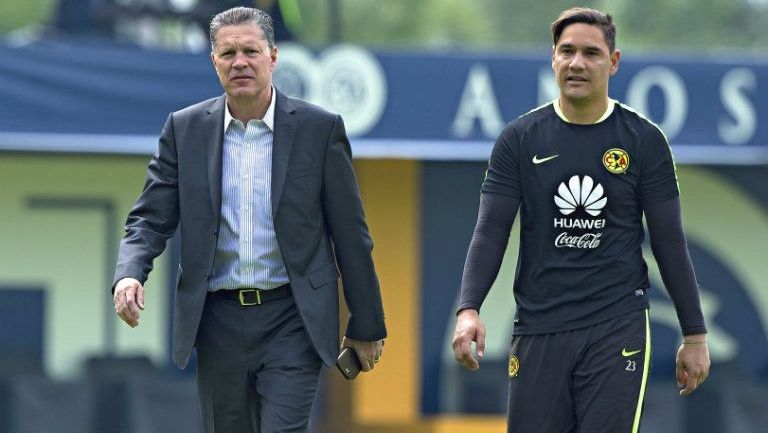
112,7,386,433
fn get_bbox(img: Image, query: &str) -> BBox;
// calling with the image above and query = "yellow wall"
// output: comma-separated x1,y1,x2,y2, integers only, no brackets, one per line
354,159,420,422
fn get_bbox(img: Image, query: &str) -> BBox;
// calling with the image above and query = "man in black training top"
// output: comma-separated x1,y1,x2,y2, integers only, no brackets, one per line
452,7,710,433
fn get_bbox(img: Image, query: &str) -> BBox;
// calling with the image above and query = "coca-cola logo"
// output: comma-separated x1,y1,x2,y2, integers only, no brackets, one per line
555,232,602,249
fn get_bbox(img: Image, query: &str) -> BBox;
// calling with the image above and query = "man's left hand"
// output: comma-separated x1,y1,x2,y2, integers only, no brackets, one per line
675,334,710,396
341,337,384,372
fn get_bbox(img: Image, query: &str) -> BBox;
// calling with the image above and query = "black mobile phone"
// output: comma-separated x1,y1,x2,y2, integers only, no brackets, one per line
336,347,362,380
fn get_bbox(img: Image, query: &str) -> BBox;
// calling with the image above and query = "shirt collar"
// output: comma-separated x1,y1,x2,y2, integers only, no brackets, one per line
224,86,276,132
553,98,616,124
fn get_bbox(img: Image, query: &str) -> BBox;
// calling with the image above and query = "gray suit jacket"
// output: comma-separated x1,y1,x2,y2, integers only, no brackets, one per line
114,91,386,368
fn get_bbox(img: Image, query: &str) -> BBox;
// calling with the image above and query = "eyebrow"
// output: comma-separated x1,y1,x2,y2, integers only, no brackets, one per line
216,41,262,51
558,43,603,52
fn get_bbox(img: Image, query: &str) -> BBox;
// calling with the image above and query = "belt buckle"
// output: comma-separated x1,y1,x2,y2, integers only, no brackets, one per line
238,289,262,306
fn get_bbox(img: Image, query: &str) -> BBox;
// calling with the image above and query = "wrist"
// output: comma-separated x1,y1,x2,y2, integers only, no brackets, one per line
457,308,479,318
682,333,707,344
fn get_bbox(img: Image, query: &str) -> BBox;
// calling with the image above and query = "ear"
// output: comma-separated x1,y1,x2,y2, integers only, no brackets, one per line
270,46,278,71
609,49,621,76
551,45,556,71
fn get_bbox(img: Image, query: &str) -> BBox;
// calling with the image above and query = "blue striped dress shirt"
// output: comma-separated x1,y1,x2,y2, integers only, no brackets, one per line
208,89,289,291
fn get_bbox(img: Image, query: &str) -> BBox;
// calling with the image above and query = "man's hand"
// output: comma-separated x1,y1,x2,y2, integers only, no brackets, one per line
675,334,710,396
452,309,485,371
113,277,145,328
341,337,384,372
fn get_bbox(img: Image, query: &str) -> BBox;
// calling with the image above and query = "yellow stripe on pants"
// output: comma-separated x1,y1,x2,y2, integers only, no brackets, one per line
631,309,652,433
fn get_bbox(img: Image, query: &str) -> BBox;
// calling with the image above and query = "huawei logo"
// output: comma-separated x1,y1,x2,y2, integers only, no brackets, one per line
554,175,607,216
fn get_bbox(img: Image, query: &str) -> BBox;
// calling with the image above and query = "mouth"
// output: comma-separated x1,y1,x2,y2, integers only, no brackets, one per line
566,76,588,83
231,75,254,81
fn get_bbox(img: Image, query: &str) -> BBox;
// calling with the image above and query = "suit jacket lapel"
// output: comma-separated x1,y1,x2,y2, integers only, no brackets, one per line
205,96,226,225
271,91,297,219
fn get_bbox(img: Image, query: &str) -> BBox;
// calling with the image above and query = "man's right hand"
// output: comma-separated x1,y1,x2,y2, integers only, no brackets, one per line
113,278,145,328
452,309,486,371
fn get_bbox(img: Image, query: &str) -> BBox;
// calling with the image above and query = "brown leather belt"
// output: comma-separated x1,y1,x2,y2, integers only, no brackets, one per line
213,284,291,306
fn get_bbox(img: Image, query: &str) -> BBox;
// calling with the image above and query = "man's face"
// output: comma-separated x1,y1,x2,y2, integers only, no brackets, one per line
551,23,619,105
211,24,277,100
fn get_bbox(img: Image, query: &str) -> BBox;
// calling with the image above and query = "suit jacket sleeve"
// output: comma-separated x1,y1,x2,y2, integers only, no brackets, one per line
113,114,181,288
321,115,387,341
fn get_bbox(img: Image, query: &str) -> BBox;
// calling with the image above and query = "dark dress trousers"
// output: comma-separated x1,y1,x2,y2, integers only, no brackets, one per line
113,91,386,372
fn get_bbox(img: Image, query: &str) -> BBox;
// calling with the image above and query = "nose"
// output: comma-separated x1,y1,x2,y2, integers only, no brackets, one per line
569,53,585,71
232,52,248,69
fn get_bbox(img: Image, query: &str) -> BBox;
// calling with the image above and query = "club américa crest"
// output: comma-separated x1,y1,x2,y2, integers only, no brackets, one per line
508,355,520,378
603,148,629,174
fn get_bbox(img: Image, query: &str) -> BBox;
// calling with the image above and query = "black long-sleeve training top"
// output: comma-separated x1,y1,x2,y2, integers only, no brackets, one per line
458,101,706,336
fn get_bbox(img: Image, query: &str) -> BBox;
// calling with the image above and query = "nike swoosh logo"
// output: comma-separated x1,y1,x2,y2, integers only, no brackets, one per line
532,154,559,164
622,348,642,357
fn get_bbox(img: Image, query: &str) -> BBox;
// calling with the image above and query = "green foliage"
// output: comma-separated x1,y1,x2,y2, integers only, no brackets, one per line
2,0,767,54
476,0,604,48
337,0,486,47
295,0,768,53
0,0,56,34
603,0,768,51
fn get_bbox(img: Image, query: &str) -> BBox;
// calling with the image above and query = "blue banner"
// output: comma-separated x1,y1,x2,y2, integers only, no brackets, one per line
0,41,765,164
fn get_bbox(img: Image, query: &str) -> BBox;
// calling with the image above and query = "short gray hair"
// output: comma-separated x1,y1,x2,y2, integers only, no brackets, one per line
209,7,275,51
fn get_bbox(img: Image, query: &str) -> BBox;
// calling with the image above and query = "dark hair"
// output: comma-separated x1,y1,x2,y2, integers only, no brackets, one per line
551,7,616,52
210,7,275,50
